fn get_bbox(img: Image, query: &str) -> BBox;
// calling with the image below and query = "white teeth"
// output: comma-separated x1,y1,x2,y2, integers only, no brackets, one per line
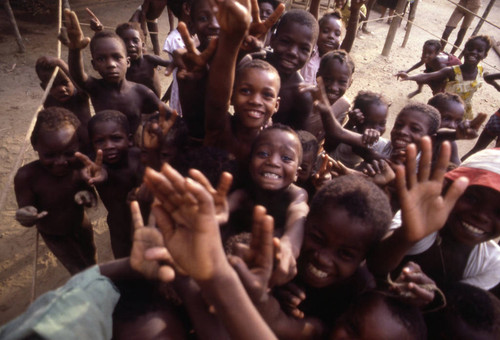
247,110,263,118
462,222,485,235
308,263,328,278
393,139,409,148
263,172,280,179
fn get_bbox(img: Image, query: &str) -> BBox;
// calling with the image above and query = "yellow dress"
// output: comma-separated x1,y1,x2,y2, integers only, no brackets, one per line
445,64,483,120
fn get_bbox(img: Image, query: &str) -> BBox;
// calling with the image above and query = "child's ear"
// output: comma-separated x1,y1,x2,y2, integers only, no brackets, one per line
348,78,353,89
126,56,131,68
294,166,301,182
274,96,281,113
91,59,96,71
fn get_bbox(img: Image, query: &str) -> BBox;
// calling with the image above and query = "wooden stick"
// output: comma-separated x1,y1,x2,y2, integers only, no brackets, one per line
2,0,25,53
31,231,39,302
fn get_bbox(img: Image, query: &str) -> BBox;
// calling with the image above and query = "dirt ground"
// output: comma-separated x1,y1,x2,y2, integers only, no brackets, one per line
0,0,499,325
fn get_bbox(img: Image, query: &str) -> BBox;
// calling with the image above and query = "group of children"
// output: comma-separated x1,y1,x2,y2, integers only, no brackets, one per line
7,0,500,338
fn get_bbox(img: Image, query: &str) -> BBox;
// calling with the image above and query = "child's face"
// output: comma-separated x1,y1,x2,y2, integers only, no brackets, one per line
270,22,314,76
446,185,500,246
439,101,464,129
91,120,130,164
390,109,431,158
119,28,144,61
191,0,220,49
232,68,280,129
91,37,130,84
421,44,439,64
463,39,488,65
35,125,79,177
330,296,411,340
360,102,388,136
49,73,76,103
317,17,343,56
259,2,274,21
318,58,352,105
297,149,316,182
298,206,372,288
250,130,300,191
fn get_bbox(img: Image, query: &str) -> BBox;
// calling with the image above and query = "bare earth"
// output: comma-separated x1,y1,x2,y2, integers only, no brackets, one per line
0,0,498,325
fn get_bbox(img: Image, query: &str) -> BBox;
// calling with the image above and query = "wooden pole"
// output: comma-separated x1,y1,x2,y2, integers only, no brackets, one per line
2,0,25,53
402,0,419,47
470,0,495,36
381,0,407,56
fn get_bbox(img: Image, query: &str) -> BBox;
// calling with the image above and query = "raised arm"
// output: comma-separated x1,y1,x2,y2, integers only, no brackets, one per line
143,163,276,340
63,9,91,90
272,186,309,286
204,0,251,142
367,137,469,276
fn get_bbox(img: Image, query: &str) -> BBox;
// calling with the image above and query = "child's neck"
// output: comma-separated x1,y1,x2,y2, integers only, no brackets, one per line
460,61,479,75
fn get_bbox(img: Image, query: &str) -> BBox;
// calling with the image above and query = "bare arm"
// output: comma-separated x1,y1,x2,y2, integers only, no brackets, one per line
367,137,468,276
405,60,424,74
204,0,251,141
144,164,277,340
400,66,454,85
144,54,173,68
63,9,91,90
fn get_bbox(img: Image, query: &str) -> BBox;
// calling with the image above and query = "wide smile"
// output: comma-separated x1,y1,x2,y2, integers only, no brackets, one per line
245,110,265,119
391,137,411,149
280,58,297,70
461,221,487,237
260,171,282,180
308,263,328,279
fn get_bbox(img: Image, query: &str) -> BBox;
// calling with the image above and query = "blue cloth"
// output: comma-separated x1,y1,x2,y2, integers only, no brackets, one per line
0,266,120,340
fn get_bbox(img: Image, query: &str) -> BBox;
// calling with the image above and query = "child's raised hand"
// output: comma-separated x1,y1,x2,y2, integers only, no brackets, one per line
74,190,97,207
85,8,103,32
361,128,380,146
63,9,90,50
388,261,437,307
248,0,285,39
362,159,395,186
144,163,227,281
348,108,365,126
188,169,233,225
299,77,330,107
455,113,487,140
229,205,276,302
208,0,251,36
129,201,176,282
396,136,469,244
176,22,218,80
269,238,298,287
15,206,48,227
75,150,108,185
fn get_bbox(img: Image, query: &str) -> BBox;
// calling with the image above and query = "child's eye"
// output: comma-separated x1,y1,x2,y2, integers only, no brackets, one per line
281,155,294,163
239,88,251,95
198,15,208,22
338,249,356,261
256,150,269,158
263,91,275,99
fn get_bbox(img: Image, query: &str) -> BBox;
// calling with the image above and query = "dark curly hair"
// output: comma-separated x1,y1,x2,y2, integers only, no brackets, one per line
31,107,80,147
309,175,392,250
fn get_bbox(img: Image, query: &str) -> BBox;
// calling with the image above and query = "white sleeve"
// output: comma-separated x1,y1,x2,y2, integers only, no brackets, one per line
462,240,500,290
389,210,437,256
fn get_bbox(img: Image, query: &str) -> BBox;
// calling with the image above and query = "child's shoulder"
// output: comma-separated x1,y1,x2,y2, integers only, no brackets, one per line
15,161,42,180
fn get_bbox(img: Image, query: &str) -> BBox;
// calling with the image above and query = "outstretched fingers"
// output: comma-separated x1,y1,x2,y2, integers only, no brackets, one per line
264,3,285,29
416,136,432,183
131,201,145,230
178,22,198,54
